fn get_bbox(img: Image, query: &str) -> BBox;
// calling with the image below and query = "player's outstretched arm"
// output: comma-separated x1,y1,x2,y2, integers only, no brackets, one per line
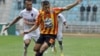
3,16,22,31
63,0,82,11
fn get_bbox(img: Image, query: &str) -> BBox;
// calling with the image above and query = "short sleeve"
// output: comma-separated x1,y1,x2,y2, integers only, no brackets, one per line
58,14,66,22
18,11,23,17
53,7,64,14
35,13,42,26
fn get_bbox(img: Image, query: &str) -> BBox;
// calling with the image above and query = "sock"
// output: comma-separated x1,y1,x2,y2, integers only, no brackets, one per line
58,41,63,52
24,44,29,56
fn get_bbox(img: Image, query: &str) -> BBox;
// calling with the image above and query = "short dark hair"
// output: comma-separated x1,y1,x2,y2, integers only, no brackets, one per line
26,0,32,2
26,0,32,1
41,0,50,5
25,0,32,3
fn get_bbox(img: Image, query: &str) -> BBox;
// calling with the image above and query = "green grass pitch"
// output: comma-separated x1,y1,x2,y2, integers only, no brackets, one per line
0,35,100,56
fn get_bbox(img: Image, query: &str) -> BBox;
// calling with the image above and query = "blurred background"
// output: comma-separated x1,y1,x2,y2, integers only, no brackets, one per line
0,0,99,35
0,0,100,56
0,0,100,35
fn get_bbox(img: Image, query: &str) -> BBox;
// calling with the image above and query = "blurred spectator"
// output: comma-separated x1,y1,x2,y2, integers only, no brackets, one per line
32,0,36,4
23,0,26,9
91,4,97,21
0,0,2,4
0,0,1,4
0,0,6,4
3,0,5,4
80,4,85,21
86,4,91,21
17,0,22,9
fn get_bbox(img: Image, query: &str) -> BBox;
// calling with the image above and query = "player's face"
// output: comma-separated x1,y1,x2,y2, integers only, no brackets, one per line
42,4,50,13
25,1,32,11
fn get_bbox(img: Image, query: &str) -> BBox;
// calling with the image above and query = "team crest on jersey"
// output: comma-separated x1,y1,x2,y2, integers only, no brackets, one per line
44,18,53,28
31,13,33,17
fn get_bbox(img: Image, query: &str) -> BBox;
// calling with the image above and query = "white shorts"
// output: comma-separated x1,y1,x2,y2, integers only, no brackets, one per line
23,31,40,42
57,33,63,41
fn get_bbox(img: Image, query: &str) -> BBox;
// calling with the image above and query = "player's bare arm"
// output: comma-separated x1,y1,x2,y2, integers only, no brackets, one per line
62,0,82,11
24,20,36,25
23,24,38,34
3,16,22,31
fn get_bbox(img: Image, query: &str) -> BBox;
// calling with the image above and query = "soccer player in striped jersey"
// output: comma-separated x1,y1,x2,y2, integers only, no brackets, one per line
23,0,82,56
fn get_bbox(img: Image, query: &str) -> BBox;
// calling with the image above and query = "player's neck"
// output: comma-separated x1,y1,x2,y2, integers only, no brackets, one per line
26,8,32,11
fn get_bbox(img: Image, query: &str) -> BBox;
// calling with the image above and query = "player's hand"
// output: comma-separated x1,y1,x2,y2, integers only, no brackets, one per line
22,31,29,35
21,31,29,36
3,25,9,31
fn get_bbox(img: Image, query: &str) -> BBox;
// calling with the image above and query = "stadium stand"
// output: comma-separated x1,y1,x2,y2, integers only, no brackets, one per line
0,0,13,23
0,0,100,35
0,0,16,35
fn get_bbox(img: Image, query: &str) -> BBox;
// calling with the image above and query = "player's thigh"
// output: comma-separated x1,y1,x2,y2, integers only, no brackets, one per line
36,35,57,52
57,36,63,41
34,43,42,52
45,34,57,46
57,34,63,41
34,34,45,51
39,42,49,52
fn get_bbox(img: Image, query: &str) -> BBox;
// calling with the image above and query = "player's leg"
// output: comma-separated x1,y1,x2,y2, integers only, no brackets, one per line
58,39,63,52
58,40,64,56
57,34,63,52
45,41,56,53
32,34,40,53
35,42,49,56
23,34,31,56
57,35,64,56
34,34,45,56
34,43,43,56
36,35,56,56
58,40,63,50
51,41,57,52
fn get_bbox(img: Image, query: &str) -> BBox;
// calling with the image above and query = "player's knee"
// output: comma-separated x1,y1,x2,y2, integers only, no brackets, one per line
58,41,62,46
34,47,39,52
24,44,29,49
40,43,49,52
39,47,46,53
24,40,30,44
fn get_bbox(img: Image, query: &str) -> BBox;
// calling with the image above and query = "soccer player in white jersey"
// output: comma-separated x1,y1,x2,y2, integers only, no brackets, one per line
58,13,68,56
4,0,40,56
52,13,68,56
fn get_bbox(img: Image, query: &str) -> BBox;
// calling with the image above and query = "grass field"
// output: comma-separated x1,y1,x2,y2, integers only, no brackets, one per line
0,35,100,56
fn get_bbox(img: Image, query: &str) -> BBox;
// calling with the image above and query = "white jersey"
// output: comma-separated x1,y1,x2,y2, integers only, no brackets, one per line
57,14,66,41
19,8,40,41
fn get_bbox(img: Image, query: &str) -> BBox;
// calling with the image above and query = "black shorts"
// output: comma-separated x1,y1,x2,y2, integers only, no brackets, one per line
36,34,57,46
